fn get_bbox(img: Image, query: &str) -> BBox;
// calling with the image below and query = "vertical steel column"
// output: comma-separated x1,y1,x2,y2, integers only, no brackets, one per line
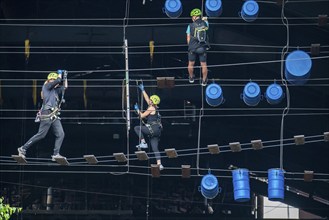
46,187,53,210
124,39,130,170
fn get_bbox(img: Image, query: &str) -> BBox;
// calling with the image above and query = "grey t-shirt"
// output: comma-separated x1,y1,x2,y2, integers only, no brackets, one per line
41,78,63,110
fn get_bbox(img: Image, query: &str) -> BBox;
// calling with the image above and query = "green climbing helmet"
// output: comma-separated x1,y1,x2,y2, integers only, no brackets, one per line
190,8,202,17
47,72,58,80
150,95,160,105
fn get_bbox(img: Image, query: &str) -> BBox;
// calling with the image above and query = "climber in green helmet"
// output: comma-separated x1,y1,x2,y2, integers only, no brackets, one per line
186,8,210,86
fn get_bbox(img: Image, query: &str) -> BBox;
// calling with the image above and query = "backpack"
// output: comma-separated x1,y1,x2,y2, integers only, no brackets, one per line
191,19,208,43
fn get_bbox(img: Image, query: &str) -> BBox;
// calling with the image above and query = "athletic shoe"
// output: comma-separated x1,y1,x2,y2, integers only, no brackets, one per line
17,147,26,159
51,154,66,162
136,142,148,149
201,78,208,86
189,75,195,83
159,164,164,171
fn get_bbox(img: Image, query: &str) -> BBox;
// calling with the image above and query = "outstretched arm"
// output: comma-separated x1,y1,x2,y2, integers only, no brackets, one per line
142,90,150,105
138,83,151,104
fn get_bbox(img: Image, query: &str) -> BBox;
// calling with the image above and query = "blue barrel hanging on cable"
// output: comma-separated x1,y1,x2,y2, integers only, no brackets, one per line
199,174,221,199
265,83,284,105
240,0,259,22
232,169,250,202
164,0,182,18
242,82,261,106
285,50,312,85
206,83,224,107
205,0,223,17
268,168,285,201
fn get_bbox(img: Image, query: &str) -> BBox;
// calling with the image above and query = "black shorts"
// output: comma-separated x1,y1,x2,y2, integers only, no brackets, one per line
188,49,207,62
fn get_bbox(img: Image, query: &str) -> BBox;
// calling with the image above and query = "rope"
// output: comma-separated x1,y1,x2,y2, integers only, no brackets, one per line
279,0,290,171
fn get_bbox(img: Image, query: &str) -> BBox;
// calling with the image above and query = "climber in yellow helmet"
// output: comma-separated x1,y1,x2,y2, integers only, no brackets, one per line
186,8,210,86
134,83,164,170
18,70,68,162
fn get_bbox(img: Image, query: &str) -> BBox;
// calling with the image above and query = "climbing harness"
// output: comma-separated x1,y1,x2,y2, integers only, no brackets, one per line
35,107,60,122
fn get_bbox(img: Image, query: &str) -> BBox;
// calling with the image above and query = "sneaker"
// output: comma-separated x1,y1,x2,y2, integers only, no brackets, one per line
189,75,195,83
17,147,26,159
136,142,148,149
201,78,208,87
159,164,164,171
51,154,66,162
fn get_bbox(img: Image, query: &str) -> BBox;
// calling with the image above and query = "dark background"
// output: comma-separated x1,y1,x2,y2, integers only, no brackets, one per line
0,0,328,219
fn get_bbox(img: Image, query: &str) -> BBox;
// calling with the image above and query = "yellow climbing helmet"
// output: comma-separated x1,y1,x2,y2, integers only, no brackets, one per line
47,72,58,80
190,8,202,17
150,95,160,105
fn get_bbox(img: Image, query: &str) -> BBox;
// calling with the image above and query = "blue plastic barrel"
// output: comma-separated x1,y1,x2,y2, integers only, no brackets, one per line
242,82,261,106
205,0,223,17
164,0,182,18
232,169,250,202
285,50,312,85
240,0,259,22
265,83,284,105
200,174,221,199
206,83,224,107
268,168,285,201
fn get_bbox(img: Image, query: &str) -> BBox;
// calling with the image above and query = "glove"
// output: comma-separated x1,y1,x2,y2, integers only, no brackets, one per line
138,84,144,91
57,70,63,78
134,103,140,111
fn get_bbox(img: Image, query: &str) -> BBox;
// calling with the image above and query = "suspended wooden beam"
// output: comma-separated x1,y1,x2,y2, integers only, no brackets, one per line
230,142,241,152
165,148,178,158
151,164,160,177
181,165,191,178
135,151,149,161
318,14,328,26
54,156,69,166
310,43,320,56
157,77,175,89
207,144,220,154
294,135,305,145
113,153,127,162
324,132,329,142
83,155,98,164
304,170,314,182
251,139,263,150
12,155,27,164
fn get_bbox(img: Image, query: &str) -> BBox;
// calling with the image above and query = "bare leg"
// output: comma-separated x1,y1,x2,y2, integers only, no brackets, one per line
200,61,208,82
188,61,195,79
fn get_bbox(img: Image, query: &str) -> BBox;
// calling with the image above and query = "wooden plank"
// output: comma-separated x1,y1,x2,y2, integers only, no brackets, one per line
83,155,98,164
54,157,69,166
12,155,27,164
